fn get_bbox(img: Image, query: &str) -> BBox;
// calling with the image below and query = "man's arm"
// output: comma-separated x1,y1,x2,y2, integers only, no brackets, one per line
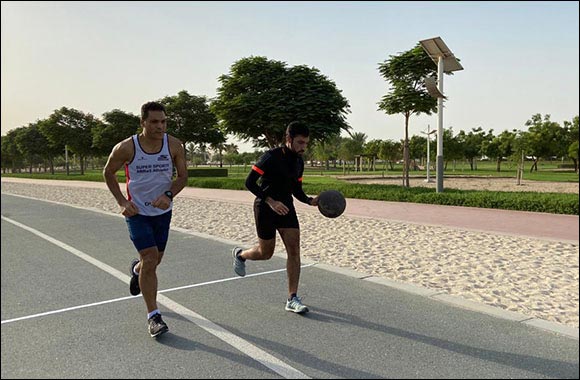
245,152,272,200
168,136,188,197
151,136,188,210
292,161,315,205
103,138,139,216
245,152,290,215
245,168,267,200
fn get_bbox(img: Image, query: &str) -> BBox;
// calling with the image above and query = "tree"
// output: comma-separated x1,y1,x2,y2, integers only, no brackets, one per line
457,127,487,170
210,136,228,168
524,114,565,172
378,139,402,171
568,141,579,173
2,130,24,172
93,109,140,156
409,135,427,168
442,128,463,171
160,90,224,151
223,143,239,155
481,130,515,172
338,136,363,174
212,56,351,148
2,129,25,173
563,116,579,172
15,122,62,174
378,45,439,187
40,107,99,175
14,124,45,173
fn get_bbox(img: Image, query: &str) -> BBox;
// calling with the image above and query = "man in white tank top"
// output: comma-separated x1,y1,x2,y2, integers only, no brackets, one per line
103,101,187,338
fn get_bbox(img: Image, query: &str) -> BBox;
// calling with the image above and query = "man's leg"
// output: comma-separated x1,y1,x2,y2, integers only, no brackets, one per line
233,238,275,277
278,228,301,297
279,228,308,313
138,246,161,313
239,238,276,261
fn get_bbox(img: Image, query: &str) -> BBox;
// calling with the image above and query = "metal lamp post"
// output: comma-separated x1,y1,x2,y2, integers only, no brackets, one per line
421,125,437,182
419,37,463,193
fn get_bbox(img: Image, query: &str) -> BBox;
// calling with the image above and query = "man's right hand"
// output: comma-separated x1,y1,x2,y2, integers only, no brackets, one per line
266,197,289,215
120,200,139,217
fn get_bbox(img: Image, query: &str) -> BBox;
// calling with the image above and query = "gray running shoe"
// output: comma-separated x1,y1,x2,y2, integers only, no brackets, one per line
285,296,309,314
232,247,246,277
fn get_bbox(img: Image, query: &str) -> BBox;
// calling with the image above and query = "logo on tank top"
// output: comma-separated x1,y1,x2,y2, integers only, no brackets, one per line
158,155,169,161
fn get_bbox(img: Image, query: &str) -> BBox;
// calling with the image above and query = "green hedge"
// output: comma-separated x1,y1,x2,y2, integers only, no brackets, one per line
3,171,578,215
186,178,579,215
187,168,228,177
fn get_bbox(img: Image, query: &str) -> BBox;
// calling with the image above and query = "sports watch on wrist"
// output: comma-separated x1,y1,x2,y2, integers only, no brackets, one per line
164,190,174,201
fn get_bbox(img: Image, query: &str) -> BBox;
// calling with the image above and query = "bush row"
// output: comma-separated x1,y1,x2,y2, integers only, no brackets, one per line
187,178,579,215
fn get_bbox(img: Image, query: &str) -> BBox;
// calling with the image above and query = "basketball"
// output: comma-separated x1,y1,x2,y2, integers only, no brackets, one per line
317,190,346,218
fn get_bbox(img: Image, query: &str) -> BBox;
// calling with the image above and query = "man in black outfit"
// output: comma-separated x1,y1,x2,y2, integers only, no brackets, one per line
232,121,319,313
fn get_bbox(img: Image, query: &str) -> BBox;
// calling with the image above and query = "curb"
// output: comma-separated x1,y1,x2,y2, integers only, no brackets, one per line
315,261,578,340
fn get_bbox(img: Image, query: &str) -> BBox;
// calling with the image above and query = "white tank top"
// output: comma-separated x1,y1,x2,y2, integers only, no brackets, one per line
125,134,173,216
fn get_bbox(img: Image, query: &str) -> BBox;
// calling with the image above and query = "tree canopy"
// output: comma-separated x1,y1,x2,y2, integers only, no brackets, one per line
378,44,439,187
211,56,351,148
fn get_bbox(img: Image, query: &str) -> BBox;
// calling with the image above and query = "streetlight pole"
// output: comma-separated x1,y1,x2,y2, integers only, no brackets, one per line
436,56,445,192
419,37,463,193
421,124,436,182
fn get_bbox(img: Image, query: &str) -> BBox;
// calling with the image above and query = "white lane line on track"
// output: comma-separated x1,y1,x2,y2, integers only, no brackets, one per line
0,265,314,324
1,215,310,379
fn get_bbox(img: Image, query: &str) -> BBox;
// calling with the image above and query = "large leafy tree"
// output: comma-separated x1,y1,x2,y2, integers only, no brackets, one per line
40,107,100,175
1,130,24,172
481,130,515,172
524,114,565,172
456,127,487,170
378,44,438,187
160,90,223,151
14,123,47,173
338,137,361,173
212,56,351,148
441,128,463,171
311,134,342,169
92,109,140,156
15,121,62,174
379,139,402,171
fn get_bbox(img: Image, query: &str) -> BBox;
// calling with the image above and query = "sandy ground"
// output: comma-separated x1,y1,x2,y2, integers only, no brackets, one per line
1,178,579,328
341,175,579,193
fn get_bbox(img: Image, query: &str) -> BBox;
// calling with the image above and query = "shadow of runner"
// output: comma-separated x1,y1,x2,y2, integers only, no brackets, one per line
153,312,273,374
307,307,578,379
221,324,382,379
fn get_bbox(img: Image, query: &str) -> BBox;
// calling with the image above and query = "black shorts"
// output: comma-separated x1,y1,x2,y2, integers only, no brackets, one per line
253,199,299,240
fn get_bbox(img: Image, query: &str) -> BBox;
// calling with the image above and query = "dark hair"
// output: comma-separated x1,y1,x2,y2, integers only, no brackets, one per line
141,101,166,121
286,121,310,139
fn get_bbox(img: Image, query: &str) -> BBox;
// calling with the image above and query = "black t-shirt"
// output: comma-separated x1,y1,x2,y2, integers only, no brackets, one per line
245,146,312,208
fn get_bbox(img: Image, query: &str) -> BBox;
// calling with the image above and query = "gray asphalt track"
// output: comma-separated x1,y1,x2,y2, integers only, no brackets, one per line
1,194,578,379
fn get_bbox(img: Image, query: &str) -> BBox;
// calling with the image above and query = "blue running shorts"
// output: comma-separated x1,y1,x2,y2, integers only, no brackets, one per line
125,210,172,252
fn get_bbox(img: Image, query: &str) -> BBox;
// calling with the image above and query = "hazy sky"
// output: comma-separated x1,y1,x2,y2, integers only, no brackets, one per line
2,1,578,151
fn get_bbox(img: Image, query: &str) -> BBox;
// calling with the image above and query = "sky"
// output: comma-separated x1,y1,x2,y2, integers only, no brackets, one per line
2,1,579,152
